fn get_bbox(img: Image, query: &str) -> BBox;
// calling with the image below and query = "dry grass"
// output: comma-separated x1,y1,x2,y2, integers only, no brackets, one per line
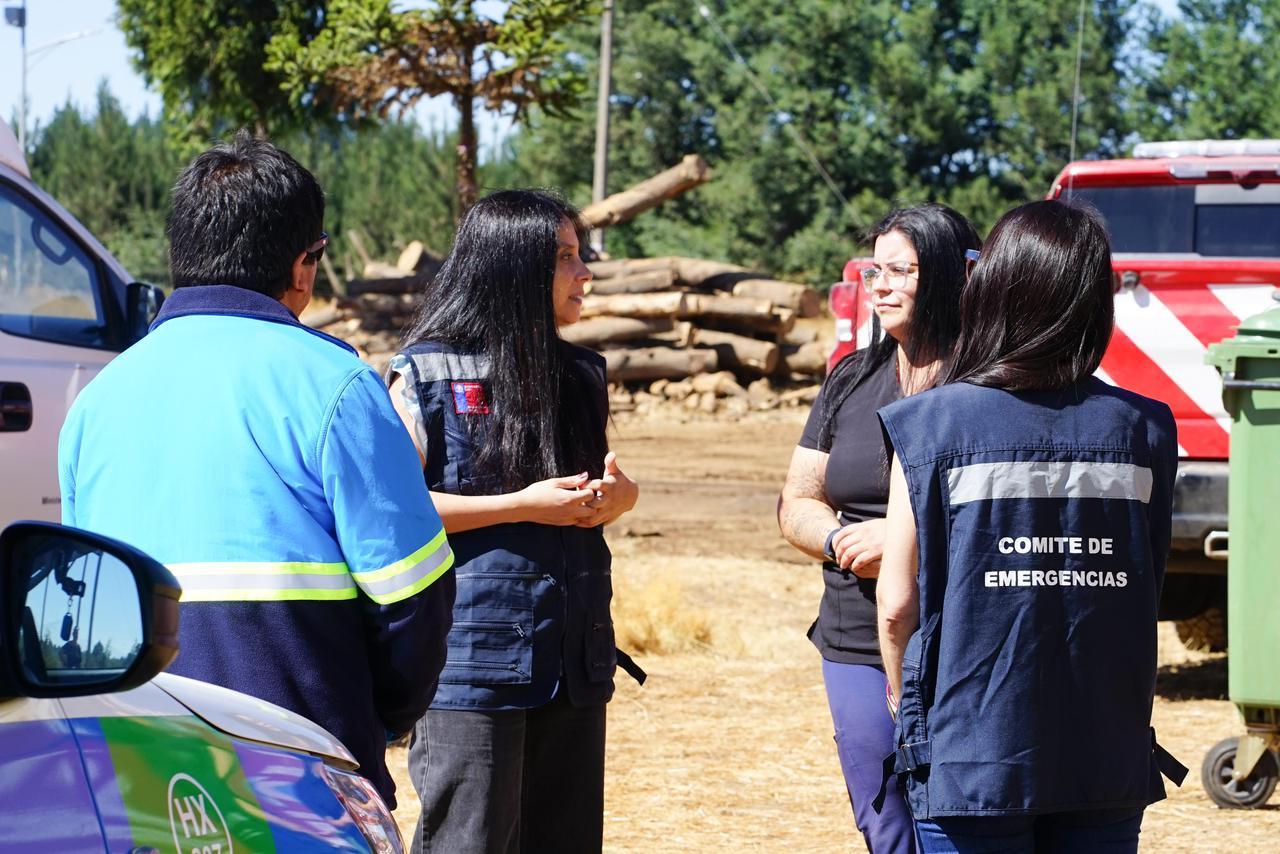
612,567,716,655
385,418,1280,853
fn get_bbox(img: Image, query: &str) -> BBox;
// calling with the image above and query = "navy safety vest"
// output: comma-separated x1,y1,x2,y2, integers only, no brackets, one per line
878,377,1181,818
390,341,617,710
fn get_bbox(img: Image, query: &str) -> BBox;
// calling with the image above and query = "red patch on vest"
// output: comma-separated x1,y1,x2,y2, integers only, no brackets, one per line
451,381,490,415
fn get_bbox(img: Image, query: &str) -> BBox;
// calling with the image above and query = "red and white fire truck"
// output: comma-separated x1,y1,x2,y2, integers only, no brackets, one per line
832,140,1280,648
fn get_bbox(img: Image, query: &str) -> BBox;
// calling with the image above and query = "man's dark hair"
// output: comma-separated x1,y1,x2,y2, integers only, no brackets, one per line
168,129,324,297
816,203,981,447
939,200,1115,392
401,189,608,489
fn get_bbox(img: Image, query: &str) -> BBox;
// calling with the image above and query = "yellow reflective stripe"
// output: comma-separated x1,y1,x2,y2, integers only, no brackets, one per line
168,559,358,602
350,529,449,584
351,529,454,605
168,561,349,576
369,550,454,606
179,587,360,603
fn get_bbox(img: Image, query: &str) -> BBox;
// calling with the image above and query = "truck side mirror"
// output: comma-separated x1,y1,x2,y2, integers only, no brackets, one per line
1,522,180,700
125,283,165,345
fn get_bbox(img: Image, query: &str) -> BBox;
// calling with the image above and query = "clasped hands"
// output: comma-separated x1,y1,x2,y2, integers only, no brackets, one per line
516,451,638,528
828,518,885,578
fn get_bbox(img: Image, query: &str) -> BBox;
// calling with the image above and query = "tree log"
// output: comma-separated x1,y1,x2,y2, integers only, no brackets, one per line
731,279,822,317
559,316,675,347
781,341,830,376
784,324,819,346
588,257,679,279
673,257,752,287
691,328,780,375
602,346,718,382
301,306,352,329
585,269,678,295
679,293,773,321
581,155,713,228
581,292,687,319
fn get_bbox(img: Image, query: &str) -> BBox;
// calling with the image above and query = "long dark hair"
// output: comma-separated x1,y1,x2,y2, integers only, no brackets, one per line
401,189,607,489
816,203,980,446
938,200,1114,392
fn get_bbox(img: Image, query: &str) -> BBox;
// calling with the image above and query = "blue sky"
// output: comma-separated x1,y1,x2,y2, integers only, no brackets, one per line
2,1,1182,148
0,0,512,147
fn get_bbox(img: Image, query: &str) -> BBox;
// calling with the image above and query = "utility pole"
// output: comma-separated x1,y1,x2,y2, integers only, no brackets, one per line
589,0,614,255
3,0,26,152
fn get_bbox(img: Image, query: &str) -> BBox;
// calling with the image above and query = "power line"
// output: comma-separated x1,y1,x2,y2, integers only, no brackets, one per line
1068,0,1087,193
697,4,849,208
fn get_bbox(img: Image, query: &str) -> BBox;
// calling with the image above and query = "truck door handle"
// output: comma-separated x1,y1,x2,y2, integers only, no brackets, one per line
0,382,33,432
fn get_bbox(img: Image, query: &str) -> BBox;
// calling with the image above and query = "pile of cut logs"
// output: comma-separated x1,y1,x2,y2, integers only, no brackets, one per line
305,253,829,390
565,256,828,387
299,152,831,414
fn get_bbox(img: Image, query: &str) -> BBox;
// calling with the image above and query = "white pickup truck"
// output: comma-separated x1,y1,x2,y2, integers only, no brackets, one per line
0,119,163,527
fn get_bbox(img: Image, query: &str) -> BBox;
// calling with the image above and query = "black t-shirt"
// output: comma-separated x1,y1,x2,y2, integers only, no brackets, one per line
797,352,901,666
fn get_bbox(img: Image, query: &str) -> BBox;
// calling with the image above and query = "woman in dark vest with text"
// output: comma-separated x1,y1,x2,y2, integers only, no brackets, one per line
388,190,639,854
778,204,980,853
878,200,1184,853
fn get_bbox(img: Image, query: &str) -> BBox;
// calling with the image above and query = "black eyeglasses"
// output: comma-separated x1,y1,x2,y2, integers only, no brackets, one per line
305,232,329,262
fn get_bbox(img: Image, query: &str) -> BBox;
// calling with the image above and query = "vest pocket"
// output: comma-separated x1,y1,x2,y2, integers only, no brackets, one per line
441,616,534,685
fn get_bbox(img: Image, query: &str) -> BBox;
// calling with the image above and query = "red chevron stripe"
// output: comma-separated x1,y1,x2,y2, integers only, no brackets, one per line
1100,328,1228,458
1143,282,1243,350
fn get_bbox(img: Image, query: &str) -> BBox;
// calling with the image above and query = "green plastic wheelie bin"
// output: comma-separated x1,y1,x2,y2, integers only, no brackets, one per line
1203,291,1280,808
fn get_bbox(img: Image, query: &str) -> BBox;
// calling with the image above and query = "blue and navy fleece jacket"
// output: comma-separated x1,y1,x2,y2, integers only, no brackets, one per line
58,284,455,807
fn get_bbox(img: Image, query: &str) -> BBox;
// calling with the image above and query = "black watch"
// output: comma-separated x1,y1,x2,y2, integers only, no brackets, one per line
823,527,840,562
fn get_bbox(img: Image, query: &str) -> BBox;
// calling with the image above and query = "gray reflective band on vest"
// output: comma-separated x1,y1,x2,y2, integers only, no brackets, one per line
402,351,491,382
947,461,1153,505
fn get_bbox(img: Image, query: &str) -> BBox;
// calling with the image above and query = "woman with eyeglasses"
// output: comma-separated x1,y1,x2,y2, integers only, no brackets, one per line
778,203,980,853
388,189,639,854
877,201,1182,852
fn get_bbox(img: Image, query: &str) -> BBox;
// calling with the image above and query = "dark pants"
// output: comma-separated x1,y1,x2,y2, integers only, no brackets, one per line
822,658,917,854
408,688,607,854
914,808,1144,853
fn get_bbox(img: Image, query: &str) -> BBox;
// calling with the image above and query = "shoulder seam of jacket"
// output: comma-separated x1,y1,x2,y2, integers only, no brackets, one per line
314,367,376,471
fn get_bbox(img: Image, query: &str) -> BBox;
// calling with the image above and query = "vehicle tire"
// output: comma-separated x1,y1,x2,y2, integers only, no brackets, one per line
1176,606,1227,653
1201,738,1279,809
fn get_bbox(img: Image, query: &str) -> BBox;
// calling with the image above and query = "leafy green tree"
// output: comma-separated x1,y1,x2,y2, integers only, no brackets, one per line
1132,0,1280,139
116,0,330,140
267,0,596,209
25,83,518,288
27,84,178,283
514,0,1142,284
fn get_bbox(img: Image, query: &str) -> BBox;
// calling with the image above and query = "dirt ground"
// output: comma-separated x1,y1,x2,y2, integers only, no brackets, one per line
387,416,1280,853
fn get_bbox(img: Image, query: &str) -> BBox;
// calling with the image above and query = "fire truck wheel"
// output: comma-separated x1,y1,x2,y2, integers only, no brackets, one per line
1201,738,1278,809
1175,606,1227,653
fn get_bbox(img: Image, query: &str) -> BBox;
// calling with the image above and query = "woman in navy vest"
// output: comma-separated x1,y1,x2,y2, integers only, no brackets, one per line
779,204,980,853
877,200,1183,853
388,190,639,854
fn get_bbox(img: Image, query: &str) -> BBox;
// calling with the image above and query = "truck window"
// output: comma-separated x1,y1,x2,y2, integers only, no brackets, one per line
1065,186,1195,253
1066,184,1280,258
0,183,109,349
1196,204,1280,257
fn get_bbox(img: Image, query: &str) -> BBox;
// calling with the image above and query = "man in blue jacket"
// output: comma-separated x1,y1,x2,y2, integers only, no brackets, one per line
58,130,455,807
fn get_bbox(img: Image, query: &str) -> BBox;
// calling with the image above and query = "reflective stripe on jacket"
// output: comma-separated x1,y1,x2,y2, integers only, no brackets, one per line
58,284,455,806
878,377,1178,818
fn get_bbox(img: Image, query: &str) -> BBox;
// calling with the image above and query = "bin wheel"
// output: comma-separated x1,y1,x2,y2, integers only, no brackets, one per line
1201,737,1279,809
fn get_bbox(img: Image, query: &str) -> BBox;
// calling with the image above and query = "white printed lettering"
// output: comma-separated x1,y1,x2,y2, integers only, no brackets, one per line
998,537,1014,554
173,796,199,838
